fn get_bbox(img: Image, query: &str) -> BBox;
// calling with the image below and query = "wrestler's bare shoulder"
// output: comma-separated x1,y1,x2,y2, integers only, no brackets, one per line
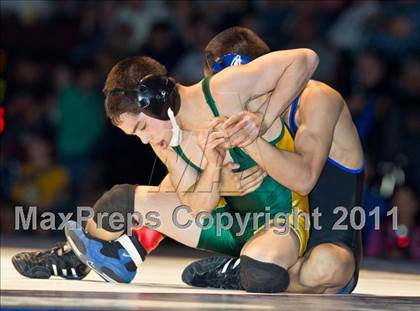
302,80,344,106
210,65,259,96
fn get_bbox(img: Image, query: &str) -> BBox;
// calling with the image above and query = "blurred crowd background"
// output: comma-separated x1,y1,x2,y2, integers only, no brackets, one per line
1,0,419,260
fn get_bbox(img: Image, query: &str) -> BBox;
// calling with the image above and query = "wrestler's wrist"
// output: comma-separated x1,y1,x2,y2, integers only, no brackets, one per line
206,162,223,171
242,137,261,153
254,112,267,136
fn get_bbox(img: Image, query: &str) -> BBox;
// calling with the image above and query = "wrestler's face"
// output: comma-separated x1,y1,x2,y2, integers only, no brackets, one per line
117,112,173,149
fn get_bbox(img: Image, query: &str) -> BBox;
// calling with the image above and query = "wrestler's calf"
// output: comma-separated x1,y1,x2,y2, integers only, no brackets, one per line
299,243,354,291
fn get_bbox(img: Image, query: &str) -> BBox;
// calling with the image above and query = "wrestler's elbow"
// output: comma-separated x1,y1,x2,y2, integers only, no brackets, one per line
271,172,314,196
301,48,319,76
294,169,317,196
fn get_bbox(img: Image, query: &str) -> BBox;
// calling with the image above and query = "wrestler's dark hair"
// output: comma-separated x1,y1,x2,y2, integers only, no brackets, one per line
103,56,167,125
204,27,271,73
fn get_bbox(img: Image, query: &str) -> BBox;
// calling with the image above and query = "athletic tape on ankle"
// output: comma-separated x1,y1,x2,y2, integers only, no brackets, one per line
117,235,143,267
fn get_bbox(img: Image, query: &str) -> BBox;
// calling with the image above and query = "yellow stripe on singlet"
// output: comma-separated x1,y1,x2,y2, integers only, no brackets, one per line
275,122,310,255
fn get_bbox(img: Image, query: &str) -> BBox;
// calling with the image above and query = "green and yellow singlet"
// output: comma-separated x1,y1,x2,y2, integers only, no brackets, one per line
172,76,309,256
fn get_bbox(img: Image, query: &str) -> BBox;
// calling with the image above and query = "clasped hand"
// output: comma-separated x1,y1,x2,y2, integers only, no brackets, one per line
197,114,267,196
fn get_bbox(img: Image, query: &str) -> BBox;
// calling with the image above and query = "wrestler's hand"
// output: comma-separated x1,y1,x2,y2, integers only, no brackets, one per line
197,118,227,167
223,111,264,148
220,163,267,196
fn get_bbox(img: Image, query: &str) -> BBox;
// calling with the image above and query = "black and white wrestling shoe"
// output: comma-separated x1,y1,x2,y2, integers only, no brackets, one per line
182,255,242,290
12,242,91,280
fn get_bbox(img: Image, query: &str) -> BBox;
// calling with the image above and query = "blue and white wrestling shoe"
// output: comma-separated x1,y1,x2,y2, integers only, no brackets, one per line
64,220,146,283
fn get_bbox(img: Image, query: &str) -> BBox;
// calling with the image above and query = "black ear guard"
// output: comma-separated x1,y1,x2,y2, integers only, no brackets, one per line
109,75,180,121
135,75,180,120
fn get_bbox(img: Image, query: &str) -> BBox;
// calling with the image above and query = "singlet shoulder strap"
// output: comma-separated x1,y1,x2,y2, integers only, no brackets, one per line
289,96,300,137
202,76,220,117
269,118,286,145
172,146,203,173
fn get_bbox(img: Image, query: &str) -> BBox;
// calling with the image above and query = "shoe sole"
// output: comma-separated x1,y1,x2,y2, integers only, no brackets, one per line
64,222,118,283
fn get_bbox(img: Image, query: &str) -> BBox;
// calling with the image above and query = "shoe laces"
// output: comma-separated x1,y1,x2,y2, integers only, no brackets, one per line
50,242,69,256
41,243,76,269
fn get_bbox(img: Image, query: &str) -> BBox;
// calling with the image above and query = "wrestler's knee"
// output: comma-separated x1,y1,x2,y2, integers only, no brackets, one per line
239,255,289,293
240,229,299,269
299,244,354,288
88,184,136,239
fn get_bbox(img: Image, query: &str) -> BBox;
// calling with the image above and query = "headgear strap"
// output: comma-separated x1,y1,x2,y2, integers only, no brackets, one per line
211,53,252,74
109,74,182,146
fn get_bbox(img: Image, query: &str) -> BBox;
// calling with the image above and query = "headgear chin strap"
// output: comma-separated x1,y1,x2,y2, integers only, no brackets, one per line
211,53,252,74
167,107,182,147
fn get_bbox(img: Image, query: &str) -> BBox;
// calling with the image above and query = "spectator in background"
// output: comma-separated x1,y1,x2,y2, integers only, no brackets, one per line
11,134,69,214
284,9,338,83
71,1,117,64
1,0,53,26
391,58,420,193
328,1,380,53
361,157,390,247
172,15,214,84
257,0,294,49
366,1,420,58
168,0,194,36
113,0,169,54
365,185,420,260
346,51,391,158
211,0,255,30
140,21,185,72
56,63,104,206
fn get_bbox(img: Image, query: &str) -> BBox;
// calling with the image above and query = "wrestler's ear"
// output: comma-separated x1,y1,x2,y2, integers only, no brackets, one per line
203,66,212,77
204,52,217,75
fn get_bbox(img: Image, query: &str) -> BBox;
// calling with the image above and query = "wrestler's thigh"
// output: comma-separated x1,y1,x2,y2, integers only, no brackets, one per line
240,226,300,269
135,186,202,248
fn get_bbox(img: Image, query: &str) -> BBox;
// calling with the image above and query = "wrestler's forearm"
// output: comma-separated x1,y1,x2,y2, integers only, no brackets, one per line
243,137,317,196
262,50,318,131
157,174,175,192
180,164,222,215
